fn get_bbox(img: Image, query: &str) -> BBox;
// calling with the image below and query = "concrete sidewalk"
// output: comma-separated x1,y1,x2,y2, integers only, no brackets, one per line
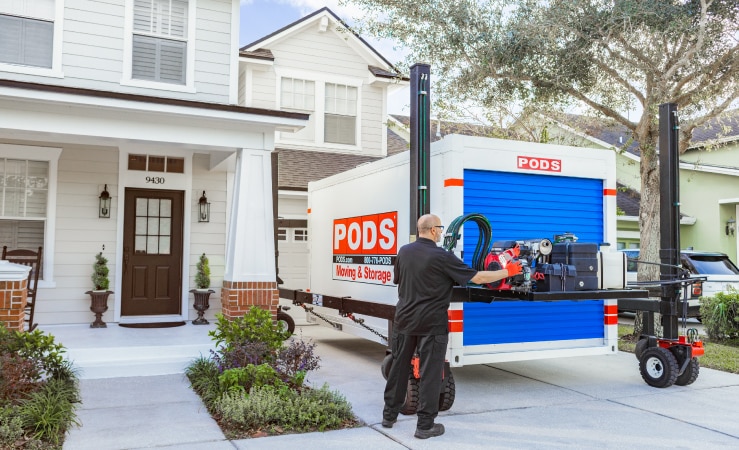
60,323,739,449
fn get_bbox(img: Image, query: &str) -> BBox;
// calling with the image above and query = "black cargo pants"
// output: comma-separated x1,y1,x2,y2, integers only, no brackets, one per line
382,332,448,430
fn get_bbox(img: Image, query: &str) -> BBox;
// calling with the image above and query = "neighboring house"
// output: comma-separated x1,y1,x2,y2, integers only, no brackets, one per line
533,111,739,262
0,0,308,326
238,8,408,290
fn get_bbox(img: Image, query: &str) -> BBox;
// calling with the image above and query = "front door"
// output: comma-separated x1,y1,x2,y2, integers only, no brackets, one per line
121,188,184,316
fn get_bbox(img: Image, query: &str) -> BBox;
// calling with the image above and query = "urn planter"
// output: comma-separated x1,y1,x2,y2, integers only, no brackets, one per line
190,289,214,325
86,290,113,328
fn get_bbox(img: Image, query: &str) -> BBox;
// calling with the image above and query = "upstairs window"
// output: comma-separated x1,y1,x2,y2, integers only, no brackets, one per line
132,0,188,85
281,78,315,111
0,0,55,69
324,83,357,145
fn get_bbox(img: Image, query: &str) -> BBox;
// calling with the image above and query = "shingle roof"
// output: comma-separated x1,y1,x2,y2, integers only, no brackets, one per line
390,114,517,142
239,49,274,60
617,183,641,217
276,129,409,190
552,110,739,156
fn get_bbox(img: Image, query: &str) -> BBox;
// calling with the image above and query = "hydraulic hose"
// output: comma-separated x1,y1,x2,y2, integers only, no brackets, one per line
443,213,493,271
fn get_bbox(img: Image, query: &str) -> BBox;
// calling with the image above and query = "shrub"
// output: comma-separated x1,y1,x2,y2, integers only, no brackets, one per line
187,307,357,438
214,384,354,434
0,354,41,405
195,253,211,289
208,308,288,354
20,378,80,446
91,252,110,291
700,289,739,341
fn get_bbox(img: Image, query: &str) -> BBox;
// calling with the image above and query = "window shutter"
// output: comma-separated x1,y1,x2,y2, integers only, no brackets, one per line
0,14,53,68
159,39,186,84
132,34,157,80
325,115,356,145
133,0,187,38
22,18,53,68
0,15,23,65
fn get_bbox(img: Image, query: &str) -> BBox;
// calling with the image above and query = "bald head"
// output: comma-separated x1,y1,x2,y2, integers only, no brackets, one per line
417,214,443,242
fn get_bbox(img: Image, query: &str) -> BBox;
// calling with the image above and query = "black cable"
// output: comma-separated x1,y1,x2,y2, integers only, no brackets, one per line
443,213,492,271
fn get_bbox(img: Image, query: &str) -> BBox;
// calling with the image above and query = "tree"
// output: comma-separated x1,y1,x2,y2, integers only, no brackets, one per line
349,0,739,281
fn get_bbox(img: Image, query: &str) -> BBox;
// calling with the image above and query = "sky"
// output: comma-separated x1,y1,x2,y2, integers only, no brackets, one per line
238,0,410,115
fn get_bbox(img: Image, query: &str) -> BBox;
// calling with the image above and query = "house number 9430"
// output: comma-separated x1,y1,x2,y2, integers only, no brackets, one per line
146,176,165,184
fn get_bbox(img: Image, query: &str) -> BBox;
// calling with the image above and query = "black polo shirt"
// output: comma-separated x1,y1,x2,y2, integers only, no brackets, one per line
393,237,478,335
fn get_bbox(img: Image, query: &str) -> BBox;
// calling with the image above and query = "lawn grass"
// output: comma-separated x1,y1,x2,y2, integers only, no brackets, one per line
618,325,739,374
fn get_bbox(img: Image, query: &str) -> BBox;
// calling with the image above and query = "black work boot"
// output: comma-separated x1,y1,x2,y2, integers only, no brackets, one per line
414,423,445,439
381,418,397,428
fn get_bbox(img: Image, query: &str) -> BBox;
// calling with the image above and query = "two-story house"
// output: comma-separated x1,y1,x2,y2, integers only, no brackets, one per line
0,0,309,328
238,7,407,290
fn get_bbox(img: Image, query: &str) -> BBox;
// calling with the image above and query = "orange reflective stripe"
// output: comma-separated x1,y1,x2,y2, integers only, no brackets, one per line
448,321,464,332
444,178,464,187
603,189,617,196
604,315,618,325
307,208,311,214
447,309,463,321
604,304,618,315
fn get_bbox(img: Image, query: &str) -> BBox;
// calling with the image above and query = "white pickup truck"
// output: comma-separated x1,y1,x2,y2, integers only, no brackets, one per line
621,249,739,315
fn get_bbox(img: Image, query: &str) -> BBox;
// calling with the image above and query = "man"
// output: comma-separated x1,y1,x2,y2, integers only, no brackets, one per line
382,213,522,439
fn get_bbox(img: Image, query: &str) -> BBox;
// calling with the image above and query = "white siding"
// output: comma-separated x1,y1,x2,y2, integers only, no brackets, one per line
187,153,227,322
0,0,235,104
35,144,119,325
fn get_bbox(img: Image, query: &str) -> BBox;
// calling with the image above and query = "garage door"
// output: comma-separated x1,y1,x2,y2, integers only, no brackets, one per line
461,168,605,262
277,227,309,290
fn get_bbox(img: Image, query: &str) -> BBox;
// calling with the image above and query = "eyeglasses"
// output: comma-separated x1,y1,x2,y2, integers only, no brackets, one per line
433,225,444,231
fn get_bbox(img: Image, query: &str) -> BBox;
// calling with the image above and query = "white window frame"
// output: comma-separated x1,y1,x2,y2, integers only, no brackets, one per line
0,0,64,78
280,78,315,112
0,144,61,288
275,69,361,151
276,228,288,241
293,228,308,242
121,0,196,93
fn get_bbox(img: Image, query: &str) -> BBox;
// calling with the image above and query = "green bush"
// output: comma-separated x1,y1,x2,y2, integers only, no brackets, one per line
208,308,288,354
214,384,354,433
195,253,211,289
700,289,739,341
186,307,356,438
0,323,80,449
20,378,80,446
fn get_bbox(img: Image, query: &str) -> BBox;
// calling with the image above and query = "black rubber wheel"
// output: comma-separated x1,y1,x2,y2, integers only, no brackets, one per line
675,358,700,386
634,338,648,360
439,370,456,411
381,354,393,381
639,347,678,388
400,377,419,415
276,310,295,337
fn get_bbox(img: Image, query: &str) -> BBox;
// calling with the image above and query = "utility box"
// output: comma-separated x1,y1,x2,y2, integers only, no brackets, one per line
307,134,624,366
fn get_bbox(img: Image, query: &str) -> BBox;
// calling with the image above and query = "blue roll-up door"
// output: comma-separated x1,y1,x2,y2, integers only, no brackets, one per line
461,169,604,264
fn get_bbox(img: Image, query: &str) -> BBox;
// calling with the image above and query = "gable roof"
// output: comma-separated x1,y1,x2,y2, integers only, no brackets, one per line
241,7,404,79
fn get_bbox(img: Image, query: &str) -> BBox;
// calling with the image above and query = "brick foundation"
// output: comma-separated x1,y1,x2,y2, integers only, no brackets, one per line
0,280,28,331
220,280,279,320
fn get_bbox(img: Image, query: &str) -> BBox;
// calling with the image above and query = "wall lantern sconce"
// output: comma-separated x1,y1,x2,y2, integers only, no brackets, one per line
726,218,736,237
99,184,111,218
198,191,210,223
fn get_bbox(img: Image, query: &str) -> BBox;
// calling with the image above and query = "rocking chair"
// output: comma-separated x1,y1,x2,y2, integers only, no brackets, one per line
2,246,43,331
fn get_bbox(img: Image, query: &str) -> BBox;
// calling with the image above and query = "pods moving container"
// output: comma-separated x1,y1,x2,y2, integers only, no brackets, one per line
306,134,621,366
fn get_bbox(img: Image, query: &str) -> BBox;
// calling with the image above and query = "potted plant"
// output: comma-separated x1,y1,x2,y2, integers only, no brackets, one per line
190,253,214,325
86,251,113,328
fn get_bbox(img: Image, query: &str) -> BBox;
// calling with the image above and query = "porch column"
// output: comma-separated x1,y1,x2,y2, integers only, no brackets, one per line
0,261,31,331
221,148,279,320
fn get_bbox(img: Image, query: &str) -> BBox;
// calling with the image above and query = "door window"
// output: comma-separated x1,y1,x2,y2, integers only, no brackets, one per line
135,197,172,254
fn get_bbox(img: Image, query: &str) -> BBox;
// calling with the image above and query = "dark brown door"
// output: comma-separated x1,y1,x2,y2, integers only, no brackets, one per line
121,189,184,316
